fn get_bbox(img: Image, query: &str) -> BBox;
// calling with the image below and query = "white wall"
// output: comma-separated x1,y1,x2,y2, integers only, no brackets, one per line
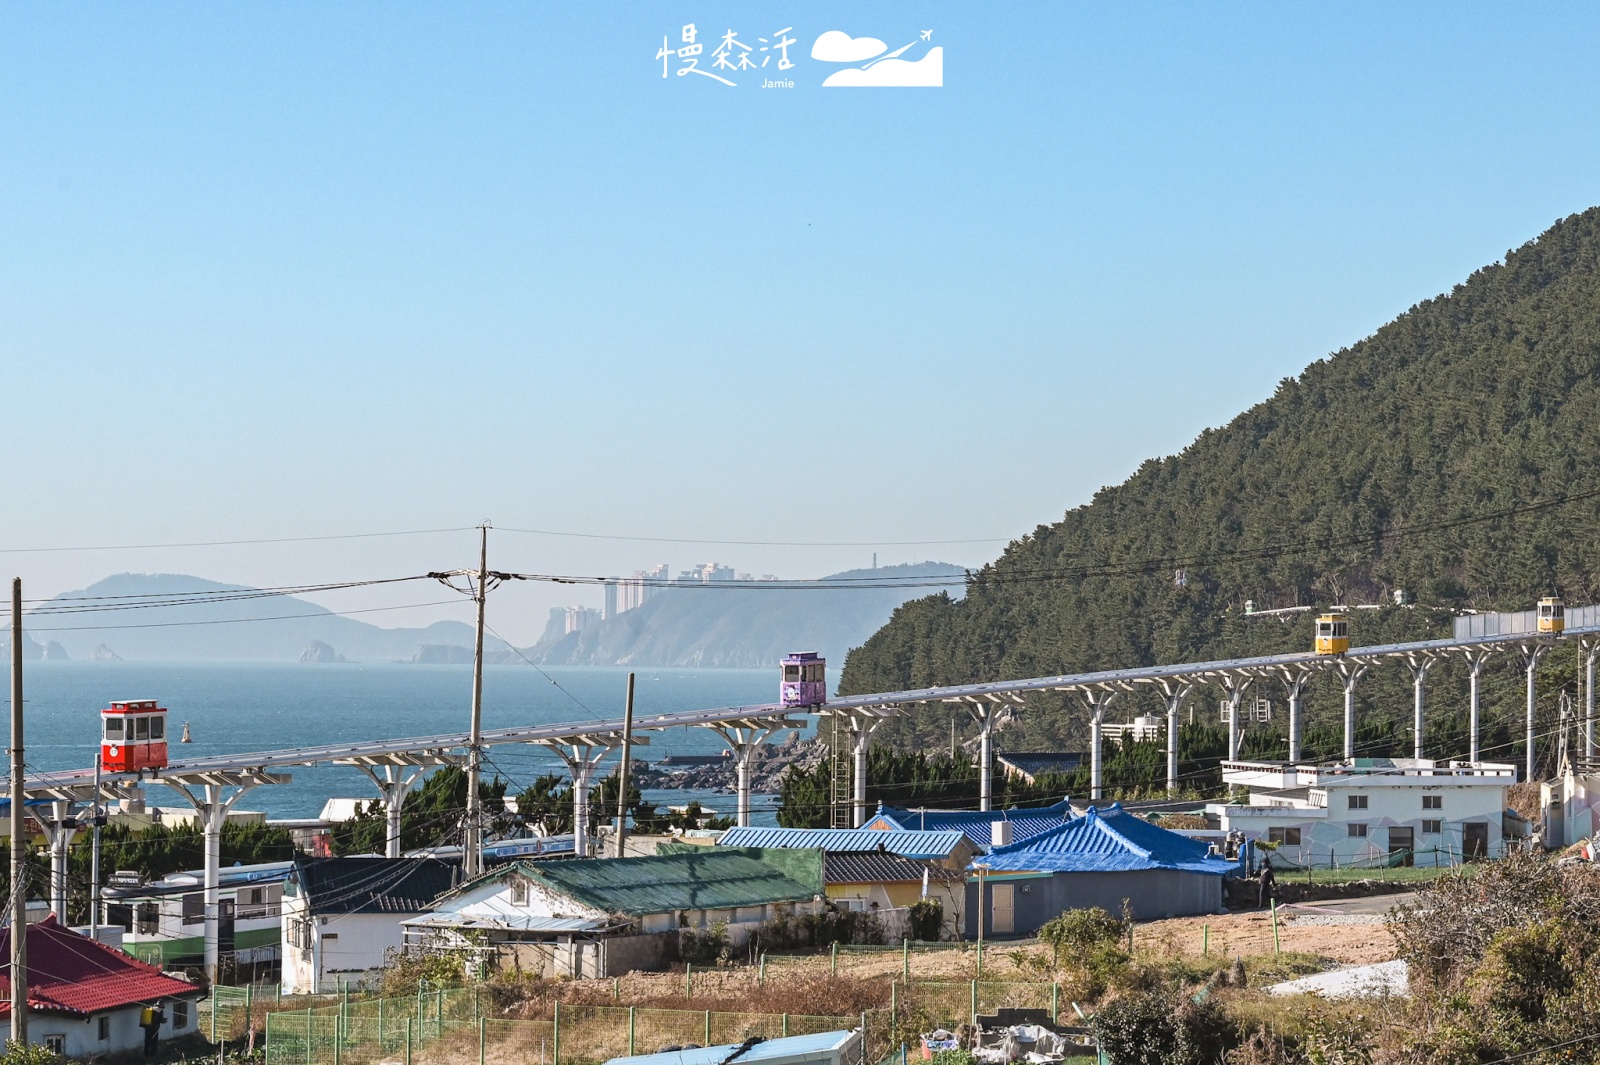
1215,778,1505,866
31,999,199,1060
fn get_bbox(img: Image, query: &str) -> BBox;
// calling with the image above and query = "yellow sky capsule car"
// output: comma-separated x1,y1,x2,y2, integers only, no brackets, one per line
1539,596,1565,634
1315,612,1349,655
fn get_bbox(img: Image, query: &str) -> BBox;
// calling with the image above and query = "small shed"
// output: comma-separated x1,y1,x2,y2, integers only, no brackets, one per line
0,916,204,1060
967,804,1232,937
604,1029,864,1065
404,847,825,978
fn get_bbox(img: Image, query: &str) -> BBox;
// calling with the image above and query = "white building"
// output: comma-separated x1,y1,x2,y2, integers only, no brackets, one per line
102,860,291,975
1,916,204,1060
1207,758,1515,867
281,856,460,995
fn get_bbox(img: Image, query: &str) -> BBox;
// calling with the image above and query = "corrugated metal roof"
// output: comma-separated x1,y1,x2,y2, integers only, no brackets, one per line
973,804,1234,876
716,826,967,860
293,857,461,914
605,1029,859,1065
0,917,202,1018
871,800,1073,853
522,847,822,916
823,852,962,885
401,913,608,933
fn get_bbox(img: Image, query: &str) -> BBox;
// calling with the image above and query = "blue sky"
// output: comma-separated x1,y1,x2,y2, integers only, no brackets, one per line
6,4,1600,642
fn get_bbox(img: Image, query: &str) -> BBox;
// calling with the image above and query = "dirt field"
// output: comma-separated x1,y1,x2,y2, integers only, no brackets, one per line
1133,908,1398,966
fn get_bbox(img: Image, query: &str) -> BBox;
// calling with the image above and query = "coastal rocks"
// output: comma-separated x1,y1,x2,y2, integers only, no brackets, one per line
42,641,70,661
90,644,124,661
299,640,347,663
633,736,827,793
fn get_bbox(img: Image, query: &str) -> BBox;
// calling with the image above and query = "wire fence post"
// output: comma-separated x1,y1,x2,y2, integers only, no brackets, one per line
782,1014,789,1038
628,1006,636,1055
405,1017,413,1065
1202,924,1209,956
379,997,386,1051
553,999,561,1065
890,979,897,1021
1051,982,1059,1024
480,1016,487,1065
1271,899,1281,955
704,1009,712,1047
976,940,983,980
245,981,254,1044
437,987,445,1039
686,962,693,999
305,1007,314,1065
831,941,838,975
969,980,977,1028
902,937,910,982
759,953,767,986
613,976,620,1001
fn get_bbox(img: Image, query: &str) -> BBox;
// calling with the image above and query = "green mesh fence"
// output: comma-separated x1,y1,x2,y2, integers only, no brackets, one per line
264,989,867,1065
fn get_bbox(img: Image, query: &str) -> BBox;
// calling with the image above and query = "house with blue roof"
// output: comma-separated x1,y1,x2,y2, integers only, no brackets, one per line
714,827,975,869
963,804,1233,937
862,799,1074,853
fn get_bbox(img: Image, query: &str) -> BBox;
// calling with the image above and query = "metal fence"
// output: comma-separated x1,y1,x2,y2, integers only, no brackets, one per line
264,987,873,1065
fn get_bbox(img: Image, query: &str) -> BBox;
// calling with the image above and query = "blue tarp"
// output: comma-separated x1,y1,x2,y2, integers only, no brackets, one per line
972,803,1234,876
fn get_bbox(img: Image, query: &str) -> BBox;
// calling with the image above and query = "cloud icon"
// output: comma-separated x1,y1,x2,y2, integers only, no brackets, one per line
811,30,888,63
823,46,943,87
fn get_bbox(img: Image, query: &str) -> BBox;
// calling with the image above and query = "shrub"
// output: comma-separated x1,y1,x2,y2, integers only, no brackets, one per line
680,921,731,965
908,898,944,942
1039,907,1123,958
1094,987,1236,1065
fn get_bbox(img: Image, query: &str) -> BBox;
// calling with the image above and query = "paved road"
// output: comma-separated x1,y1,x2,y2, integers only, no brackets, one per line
1282,892,1418,916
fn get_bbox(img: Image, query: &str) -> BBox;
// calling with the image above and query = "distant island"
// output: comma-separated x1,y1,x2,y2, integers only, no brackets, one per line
24,573,508,663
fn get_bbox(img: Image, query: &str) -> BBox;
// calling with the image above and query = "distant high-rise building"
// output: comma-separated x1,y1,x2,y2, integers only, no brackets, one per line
564,606,601,634
603,582,618,620
612,564,670,616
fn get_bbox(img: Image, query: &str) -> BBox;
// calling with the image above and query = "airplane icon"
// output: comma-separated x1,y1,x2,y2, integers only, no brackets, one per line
920,30,932,41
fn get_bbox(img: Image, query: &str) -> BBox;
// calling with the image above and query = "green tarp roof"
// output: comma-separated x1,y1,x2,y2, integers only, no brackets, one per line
522,847,823,917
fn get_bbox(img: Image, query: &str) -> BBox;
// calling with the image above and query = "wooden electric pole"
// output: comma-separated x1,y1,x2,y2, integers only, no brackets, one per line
464,525,488,879
613,673,636,858
10,578,28,1044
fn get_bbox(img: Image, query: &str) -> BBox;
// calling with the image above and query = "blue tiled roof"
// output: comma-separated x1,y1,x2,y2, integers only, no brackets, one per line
972,804,1233,876
716,826,968,860
870,800,1074,853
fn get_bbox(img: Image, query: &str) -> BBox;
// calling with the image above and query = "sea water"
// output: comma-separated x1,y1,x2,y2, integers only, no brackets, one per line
12,662,799,825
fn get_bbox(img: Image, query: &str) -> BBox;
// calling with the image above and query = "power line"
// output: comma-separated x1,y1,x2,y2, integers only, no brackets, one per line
0,528,477,555
495,526,1010,548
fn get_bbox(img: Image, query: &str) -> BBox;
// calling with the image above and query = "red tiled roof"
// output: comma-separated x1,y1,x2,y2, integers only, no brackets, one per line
0,916,201,1017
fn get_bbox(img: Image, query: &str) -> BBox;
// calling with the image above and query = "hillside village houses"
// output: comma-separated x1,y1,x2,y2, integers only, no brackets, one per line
1207,757,1516,866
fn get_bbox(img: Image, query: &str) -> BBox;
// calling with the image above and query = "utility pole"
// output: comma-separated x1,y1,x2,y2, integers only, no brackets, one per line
89,756,102,942
613,673,636,858
464,525,488,880
11,578,28,1045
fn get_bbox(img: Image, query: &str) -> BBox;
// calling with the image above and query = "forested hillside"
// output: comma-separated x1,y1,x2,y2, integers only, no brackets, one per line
842,209,1600,773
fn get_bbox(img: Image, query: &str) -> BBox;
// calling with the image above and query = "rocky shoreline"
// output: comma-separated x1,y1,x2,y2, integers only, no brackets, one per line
631,734,826,794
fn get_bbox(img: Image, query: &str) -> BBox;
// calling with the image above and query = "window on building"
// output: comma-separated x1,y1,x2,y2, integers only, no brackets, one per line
150,716,165,741
106,903,133,932
181,893,204,926
1422,794,1442,810
134,716,150,741
1347,823,1368,838
104,718,124,741
136,903,159,935
1347,795,1368,810
1422,820,1442,835
43,1036,65,1055
98,1016,111,1041
1268,827,1302,846
511,879,529,906
173,1001,190,1029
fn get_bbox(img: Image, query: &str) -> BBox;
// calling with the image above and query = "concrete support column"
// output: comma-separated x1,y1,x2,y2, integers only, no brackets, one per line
42,801,82,925
1458,649,1493,764
1584,640,1598,761
1278,668,1313,764
543,742,618,858
1220,677,1251,763
709,723,794,828
1153,681,1191,795
164,777,266,984
958,700,1007,813
355,766,429,859
1335,662,1368,761
1404,654,1436,761
1522,643,1548,782
1079,689,1120,803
